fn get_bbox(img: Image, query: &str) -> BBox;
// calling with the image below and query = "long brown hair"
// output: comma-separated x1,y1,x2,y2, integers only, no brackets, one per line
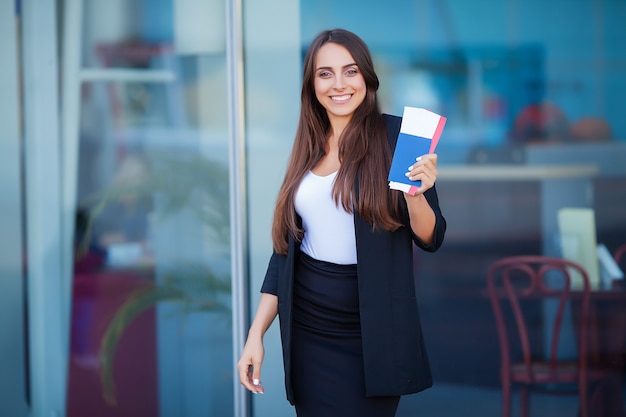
271,28,402,254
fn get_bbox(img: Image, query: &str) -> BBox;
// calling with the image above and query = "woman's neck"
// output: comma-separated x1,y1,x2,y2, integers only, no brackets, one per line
327,114,351,144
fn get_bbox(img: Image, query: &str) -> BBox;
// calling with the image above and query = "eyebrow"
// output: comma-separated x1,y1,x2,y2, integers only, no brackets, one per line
315,63,358,72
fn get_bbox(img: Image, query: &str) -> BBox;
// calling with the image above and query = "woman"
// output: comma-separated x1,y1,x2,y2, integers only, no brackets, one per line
237,28,446,417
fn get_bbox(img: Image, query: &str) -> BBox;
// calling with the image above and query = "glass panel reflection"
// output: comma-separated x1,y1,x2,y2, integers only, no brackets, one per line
299,1,626,417
67,1,233,416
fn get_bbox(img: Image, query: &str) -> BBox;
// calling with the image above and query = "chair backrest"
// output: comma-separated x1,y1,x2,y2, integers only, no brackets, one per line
487,256,592,383
614,244,626,268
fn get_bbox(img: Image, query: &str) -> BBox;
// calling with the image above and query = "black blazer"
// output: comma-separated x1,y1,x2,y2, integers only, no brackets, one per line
261,114,447,404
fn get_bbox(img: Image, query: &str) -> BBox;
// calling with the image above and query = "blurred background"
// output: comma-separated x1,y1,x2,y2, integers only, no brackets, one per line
1,0,625,416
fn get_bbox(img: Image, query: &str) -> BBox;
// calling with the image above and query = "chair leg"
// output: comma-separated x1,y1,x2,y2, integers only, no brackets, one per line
520,387,530,417
579,384,589,417
501,381,512,417
597,384,605,417
585,382,605,417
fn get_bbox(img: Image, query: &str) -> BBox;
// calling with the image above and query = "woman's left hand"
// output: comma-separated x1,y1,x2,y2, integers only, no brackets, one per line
404,153,438,196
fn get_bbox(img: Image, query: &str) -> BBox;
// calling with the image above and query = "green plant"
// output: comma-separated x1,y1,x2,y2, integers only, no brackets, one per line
99,263,231,404
79,153,232,404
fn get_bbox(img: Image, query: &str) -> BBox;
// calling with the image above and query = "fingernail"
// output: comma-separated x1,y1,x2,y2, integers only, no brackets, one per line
407,165,413,170
416,156,422,161
405,172,411,178
253,378,260,386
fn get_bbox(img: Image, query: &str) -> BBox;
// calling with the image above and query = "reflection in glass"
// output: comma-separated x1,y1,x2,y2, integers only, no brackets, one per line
66,1,233,416
299,1,626,417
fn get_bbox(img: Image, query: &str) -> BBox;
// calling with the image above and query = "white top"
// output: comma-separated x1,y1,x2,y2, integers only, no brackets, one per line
295,170,357,265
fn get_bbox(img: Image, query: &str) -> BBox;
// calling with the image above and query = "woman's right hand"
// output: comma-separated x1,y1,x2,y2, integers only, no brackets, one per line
237,292,278,395
237,334,265,394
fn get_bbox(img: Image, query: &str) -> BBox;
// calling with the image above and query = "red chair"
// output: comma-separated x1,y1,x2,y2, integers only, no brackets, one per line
614,244,626,266
487,256,610,417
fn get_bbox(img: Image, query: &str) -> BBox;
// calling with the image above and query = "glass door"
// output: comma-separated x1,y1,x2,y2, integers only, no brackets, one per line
64,1,234,416
0,2,29,415
242,1,301,416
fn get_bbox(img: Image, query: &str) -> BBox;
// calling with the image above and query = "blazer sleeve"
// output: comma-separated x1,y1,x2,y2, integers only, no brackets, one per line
411,184,446,252
383,113,447,252
260,250,280,295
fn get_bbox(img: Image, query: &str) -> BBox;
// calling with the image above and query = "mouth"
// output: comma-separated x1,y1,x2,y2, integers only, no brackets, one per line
330,94,352,103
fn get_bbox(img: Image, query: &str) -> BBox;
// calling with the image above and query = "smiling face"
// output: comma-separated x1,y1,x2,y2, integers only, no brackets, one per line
313,42,367,124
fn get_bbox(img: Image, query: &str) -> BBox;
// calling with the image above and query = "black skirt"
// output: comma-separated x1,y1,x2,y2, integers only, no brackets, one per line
291,252,400,417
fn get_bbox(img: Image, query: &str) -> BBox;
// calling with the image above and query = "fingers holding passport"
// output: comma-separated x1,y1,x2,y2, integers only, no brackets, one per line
405,153,438,192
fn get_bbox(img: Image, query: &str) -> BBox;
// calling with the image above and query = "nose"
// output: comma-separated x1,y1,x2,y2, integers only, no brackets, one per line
333,74,346,90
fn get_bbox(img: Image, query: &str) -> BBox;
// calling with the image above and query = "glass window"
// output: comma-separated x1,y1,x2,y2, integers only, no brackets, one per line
0,3,29,416
65,1,233,416
244,1,626,416
243,1,301,416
